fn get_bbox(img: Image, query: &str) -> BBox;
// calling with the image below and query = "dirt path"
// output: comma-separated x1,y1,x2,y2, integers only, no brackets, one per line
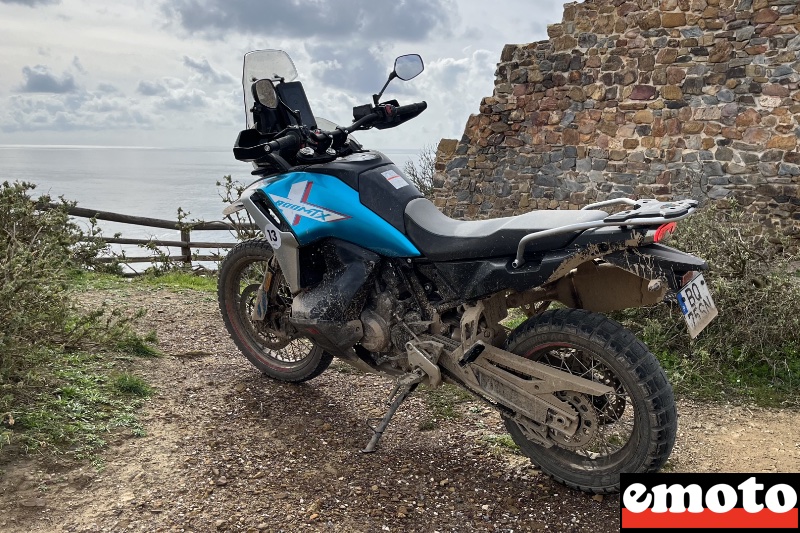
0,286,798,533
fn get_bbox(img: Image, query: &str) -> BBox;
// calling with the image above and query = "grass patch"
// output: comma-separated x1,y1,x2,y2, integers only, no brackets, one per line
113,374,153,397
482,433,521,455
70,270,217,294
417,383,474,431
137,271,217,293
0,182,154,463
116,333,160,357
1,349,152,458
502,308,527,330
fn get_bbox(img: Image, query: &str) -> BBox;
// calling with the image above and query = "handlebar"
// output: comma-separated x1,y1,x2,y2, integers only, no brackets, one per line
263,131,302,154
393,101,427,117
296,100,428,156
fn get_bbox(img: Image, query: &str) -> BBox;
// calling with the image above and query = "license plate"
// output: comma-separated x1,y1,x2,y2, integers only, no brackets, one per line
676,273,718,338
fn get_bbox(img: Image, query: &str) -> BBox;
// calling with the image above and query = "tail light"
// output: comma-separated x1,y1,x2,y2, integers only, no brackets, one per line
653,222,677,243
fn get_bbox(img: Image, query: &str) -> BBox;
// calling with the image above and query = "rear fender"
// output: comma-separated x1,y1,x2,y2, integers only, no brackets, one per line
550,262,667,313
512,244,707,313
603,243,707,292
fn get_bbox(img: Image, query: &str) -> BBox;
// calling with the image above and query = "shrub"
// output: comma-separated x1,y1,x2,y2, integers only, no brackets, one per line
403,144,436,199
217,174,261,241
617,202,800,404
1,182,80,367
0,181,154,456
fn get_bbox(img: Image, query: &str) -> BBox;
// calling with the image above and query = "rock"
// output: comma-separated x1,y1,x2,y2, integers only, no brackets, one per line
767,136,797,150
633,110,655,124
666,67,686,85
682,77,704,95
630,85,657,100
763,85,790,97
19,498,46,508
662,13,687,27
638,11,662,30
662,85,683,100
752,8,779,24
657,48,679,64
708,41,733,63
743,127,771,146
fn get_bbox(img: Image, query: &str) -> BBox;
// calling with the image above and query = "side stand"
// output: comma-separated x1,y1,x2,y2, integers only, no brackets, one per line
361,372,423,453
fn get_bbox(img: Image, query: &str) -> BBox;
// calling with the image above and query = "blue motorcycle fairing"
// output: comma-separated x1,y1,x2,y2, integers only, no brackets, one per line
259,171,421,257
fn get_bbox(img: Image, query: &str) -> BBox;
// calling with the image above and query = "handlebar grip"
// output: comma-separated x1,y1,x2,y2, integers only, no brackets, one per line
264,132,301,154
394,101,427,116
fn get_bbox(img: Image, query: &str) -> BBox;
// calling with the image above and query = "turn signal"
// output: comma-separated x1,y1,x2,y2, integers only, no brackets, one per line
653,222,677,243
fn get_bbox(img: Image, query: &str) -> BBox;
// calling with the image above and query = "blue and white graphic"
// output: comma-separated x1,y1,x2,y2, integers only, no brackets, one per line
260,172,421,258
269,181,350,226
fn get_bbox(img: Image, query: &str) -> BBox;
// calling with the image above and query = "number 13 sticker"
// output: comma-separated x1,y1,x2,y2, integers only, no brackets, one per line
264,220,282,249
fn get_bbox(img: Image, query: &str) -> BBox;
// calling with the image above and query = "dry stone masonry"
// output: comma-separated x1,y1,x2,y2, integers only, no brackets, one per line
434,0,800,238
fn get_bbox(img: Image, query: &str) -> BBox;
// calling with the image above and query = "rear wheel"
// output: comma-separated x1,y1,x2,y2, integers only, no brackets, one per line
503,308,676,494
218,239,332,382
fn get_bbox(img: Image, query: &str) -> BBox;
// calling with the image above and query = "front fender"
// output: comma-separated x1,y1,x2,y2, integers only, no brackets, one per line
222,199,246,216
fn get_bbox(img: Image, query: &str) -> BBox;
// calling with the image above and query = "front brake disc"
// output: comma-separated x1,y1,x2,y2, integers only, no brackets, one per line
240,284,292,350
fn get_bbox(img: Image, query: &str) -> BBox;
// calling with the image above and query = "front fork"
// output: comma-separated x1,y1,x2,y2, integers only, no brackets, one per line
250,257,276,322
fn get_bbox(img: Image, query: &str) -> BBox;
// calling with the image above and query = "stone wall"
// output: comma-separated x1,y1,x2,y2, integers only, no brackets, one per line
434,0,800,238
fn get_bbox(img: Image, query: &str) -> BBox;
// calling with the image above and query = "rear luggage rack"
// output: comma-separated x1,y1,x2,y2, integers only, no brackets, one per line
512,198,699,268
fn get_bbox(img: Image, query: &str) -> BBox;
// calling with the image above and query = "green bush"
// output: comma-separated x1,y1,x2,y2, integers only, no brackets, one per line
0,182,116,363
0,181,154,456
617,203,800,404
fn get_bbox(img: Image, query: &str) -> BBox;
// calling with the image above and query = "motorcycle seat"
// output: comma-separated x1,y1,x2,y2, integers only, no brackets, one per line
404,198,608,261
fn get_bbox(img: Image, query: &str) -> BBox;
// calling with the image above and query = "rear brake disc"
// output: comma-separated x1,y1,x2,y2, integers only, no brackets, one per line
550,391,599,449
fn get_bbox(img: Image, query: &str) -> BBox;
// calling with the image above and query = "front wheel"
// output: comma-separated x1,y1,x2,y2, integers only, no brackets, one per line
218,238,332,383
503,308,677,494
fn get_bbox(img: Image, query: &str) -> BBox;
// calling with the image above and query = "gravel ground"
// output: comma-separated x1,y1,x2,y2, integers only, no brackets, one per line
0,285,798,532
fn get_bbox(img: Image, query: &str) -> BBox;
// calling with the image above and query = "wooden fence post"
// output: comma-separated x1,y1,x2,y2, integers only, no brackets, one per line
180,229,192,267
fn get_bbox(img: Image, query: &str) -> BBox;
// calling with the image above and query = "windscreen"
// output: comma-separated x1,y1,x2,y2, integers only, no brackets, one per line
242,50,298,129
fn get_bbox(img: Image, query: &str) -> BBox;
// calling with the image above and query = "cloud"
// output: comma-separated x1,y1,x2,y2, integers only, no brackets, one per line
96,82,119,93
72,56,87,75
162,0,454,42
1,89,151,133
306,44,386,94
182,56,235,84
158,87,210,111
0,0,60,5
136,80,168,96
17,65,76,93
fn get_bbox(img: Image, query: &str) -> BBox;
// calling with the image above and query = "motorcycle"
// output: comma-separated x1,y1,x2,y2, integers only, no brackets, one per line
218,49,717,494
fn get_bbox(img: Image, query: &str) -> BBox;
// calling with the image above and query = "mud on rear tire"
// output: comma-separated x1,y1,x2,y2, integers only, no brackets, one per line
218,238,332,383
503,308,677,494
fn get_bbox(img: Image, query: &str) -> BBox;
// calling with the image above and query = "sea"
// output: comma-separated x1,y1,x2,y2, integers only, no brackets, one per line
0,145,419,270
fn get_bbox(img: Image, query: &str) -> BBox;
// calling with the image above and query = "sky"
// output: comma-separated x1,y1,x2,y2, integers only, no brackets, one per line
0,0,570,150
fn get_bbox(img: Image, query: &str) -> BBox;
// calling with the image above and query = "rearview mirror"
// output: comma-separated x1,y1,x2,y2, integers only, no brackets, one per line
373,54,424,105
394,54,424,81
252,79,277,109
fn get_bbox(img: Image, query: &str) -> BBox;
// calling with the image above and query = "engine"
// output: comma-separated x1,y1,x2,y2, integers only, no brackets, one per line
358,264,429,366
